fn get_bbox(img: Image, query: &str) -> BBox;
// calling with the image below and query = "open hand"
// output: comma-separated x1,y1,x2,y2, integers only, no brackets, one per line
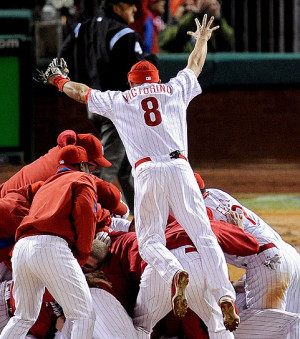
187,14,219,42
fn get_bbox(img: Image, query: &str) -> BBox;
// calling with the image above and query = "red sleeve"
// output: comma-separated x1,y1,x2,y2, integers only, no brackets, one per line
0,190,30,238
95,206,112,231
210,220,260,256
206,207,214,220
72,178,97,265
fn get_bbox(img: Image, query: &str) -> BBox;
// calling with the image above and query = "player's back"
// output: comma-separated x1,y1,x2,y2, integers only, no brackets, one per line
88,68,202,165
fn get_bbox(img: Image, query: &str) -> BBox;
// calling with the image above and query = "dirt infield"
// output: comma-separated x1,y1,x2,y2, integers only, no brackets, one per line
1,162,299,281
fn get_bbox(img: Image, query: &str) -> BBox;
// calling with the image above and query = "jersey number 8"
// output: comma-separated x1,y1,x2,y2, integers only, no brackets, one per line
141,97,162,127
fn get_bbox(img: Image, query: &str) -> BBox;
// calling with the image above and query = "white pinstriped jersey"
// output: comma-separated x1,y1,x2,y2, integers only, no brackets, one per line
204,188,285,268
204,189,283,246
88,68,202,166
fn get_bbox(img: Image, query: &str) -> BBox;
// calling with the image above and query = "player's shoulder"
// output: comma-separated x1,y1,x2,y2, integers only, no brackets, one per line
206,188,233,201
167,68,198,87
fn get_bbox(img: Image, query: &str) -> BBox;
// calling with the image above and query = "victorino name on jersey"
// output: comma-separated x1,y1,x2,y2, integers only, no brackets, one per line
123,84,172,102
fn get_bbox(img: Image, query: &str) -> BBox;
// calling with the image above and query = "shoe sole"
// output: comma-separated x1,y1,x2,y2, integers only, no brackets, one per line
172,271,189,318
220,300,240,332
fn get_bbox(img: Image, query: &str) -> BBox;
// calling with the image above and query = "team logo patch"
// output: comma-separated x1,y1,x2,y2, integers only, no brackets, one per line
146,76,151,80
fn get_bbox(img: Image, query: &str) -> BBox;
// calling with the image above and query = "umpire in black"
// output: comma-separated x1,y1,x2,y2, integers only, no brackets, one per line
59,0,157,214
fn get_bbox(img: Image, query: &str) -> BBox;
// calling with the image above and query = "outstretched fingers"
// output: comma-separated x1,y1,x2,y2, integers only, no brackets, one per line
187,18,201,36
201,13,207,27
206,15,214,28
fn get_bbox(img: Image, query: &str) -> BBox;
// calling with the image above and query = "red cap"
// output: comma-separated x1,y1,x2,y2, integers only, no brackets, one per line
76,134,111,168
170,0,188,17
128,60,159,84
194,172,205,190
57,130,77,148
57,145,88,166
95,179,129,216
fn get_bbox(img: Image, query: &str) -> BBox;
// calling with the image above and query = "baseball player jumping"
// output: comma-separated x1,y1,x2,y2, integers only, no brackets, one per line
36,14,239,329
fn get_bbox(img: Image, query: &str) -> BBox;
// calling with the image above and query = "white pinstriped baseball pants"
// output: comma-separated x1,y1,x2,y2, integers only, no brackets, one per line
0,235,95,339
56,288,138,339
91,288,138,339
0,264,12,284
133,246,234,339
134,158,234,299
234,292,300,339
244,243,300,312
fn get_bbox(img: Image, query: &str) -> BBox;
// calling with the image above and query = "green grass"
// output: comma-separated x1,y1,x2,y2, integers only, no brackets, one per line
233,193,300,210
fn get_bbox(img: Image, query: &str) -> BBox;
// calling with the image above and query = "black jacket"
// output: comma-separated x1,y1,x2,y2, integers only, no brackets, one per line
59,12,146,91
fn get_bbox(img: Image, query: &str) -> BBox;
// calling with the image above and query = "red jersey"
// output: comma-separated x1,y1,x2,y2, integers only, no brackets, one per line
0,146,60,198
0,130,77,198
99,227,146,316
165,220,259,256
16,169,98,265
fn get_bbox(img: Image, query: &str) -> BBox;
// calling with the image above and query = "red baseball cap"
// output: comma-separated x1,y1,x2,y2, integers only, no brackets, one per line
95,179,129,216
57,145,88,166
128,60,160,84
77,134,111,168
57,130,77,148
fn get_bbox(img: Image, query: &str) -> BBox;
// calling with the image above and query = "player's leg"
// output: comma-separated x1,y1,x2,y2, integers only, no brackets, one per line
90,288,138,339
134,161,183,284
245,247,291,310
170,246,234,339
27,235,95,339
284,245,300,314
133,264,172,338
0,281,10,333
0,238,45,339
234,308,300,339
167,160,235,300
0,263,12,284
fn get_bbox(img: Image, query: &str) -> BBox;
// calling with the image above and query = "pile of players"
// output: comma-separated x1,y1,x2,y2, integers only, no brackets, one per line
0,129,299,339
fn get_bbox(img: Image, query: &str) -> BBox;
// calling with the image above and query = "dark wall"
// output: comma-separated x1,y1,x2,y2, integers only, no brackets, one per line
33,85,300,167
187,88,300,166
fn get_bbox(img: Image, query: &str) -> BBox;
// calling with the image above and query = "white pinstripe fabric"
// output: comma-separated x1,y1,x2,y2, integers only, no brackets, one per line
0,281,10,334
0,264,12,284
56,288,138,339
88,69,201,166
91,288,138,339
0,235,95,339
205,189,300,313
234,306,300,339
134,159,235,298
133,246,234,339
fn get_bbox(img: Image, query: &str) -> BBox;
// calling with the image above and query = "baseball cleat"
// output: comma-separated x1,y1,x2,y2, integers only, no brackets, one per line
219,295,240,331
171,270,189,318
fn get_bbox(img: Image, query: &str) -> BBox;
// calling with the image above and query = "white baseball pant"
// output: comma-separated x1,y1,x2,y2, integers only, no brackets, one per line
244,244,298,310
134,159,234,300
56,288,138,339
235,291,300,339
0,264,12,284
0,235,95,339
133,245,234,339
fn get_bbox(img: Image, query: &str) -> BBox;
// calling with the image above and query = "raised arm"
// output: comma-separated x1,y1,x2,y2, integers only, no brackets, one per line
49,79,90,105
186,14,219,77
34,57,90,104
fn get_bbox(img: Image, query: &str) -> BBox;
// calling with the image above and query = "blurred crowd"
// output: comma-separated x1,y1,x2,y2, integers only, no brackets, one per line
0,0,234,54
